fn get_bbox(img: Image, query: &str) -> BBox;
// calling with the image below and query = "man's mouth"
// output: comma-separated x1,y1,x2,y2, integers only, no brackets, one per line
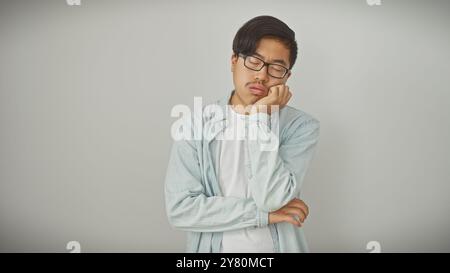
248,84,267,96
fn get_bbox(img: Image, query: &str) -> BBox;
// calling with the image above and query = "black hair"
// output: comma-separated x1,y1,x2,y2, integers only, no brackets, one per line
232,15,298,69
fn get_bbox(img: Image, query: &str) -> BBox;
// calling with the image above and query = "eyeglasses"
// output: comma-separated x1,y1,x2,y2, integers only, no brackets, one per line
238,53,289,79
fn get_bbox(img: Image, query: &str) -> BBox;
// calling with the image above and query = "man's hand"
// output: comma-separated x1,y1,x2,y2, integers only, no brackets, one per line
252,84,292,115
268,198,309,227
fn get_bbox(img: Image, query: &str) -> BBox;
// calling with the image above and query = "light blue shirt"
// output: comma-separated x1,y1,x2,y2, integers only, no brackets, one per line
164,90,320,252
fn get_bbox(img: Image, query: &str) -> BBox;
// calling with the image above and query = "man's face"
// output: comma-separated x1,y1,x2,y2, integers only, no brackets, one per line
231,37,292,105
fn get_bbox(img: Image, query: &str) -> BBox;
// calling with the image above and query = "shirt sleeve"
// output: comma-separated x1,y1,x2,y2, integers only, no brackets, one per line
246,112,320,212
164,137,269,232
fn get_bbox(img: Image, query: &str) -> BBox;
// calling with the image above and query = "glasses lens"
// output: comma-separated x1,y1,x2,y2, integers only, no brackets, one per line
244,56,264,70
268,64,288,78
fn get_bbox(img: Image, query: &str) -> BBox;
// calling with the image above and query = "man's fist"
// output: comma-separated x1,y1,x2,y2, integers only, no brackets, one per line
268,198,309,227
252,84,292,115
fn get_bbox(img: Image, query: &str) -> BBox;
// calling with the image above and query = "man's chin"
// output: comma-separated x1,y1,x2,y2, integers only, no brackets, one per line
232,89,265,105
251,92,267,98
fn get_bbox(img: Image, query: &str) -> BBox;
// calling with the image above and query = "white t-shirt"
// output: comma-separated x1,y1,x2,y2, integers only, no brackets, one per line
218,106,274,253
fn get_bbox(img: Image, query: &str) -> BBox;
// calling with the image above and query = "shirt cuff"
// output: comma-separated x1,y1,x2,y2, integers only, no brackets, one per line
256,208,269,228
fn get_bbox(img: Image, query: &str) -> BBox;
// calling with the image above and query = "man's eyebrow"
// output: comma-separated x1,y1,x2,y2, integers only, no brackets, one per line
253,52,288,67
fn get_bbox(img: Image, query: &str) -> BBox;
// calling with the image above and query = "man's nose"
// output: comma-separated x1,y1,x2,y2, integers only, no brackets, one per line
255,65,269,82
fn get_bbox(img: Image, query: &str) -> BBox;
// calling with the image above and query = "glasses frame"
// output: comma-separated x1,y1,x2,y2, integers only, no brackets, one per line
238,53,290,79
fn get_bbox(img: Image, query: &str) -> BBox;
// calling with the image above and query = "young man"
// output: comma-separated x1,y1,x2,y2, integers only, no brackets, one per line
165,16,320,253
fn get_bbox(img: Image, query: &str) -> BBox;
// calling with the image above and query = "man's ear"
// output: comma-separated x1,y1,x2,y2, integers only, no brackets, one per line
231,53,238,72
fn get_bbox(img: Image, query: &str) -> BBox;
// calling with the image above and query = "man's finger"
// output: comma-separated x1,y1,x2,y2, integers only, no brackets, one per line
287,91,292,101
277,85,286,96
282,88,291,105
281,214,302,227
285,87,291,101
287,199,309,217
282,207,306,222
270,85,280,97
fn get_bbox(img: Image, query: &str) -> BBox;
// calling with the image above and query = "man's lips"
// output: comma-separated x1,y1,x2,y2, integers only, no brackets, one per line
248,84,267,95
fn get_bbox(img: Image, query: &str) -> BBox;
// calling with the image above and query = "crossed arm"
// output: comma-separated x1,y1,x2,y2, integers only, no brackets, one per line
164,115,320,232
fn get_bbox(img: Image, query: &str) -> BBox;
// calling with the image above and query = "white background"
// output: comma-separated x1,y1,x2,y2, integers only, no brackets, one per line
0,0,449,252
